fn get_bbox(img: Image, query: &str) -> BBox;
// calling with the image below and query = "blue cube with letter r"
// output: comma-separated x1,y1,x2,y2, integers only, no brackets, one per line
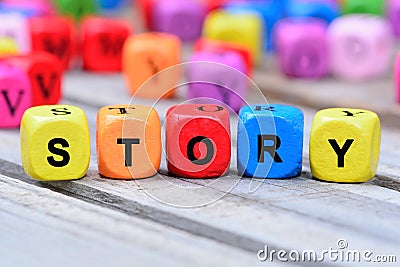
237,104,304,178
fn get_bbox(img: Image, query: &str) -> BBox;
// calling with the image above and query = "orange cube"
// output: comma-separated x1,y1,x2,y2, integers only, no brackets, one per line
122,32,181,99
96,105,161,179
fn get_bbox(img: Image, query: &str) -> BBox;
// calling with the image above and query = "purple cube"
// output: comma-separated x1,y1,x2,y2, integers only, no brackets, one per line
187,51,248,113
388,0,400,38
274,17,328,79
152,0,206,42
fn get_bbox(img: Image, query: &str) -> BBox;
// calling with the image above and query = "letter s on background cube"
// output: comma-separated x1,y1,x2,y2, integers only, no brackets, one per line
237,104,304,178
309,108,381,183
166,104,231,178
21,105,90,181
97,105,161,179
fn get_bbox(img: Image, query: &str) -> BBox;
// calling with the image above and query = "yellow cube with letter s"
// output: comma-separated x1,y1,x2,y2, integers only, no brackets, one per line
21,105,90,181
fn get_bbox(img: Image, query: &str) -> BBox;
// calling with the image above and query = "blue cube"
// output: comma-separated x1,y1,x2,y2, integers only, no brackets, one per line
237,104,304,178
224,0,283,51
285,0,340,23
98,0,124,10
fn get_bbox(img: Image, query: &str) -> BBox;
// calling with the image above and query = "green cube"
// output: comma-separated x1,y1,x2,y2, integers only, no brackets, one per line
54,0,98,21
342,0,385,16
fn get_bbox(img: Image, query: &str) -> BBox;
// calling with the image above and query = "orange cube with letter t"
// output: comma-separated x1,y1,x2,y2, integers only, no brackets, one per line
97,105,161,179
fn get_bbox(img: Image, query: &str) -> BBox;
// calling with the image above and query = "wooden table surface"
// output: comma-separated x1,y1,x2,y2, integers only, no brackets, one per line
1,8,400,267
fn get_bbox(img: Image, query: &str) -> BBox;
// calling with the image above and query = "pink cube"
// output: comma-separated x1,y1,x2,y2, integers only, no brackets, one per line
274,18,329,79
187,51,248,113
328,15,393,81
152,0,206,42
395,52,400,103
0,0,55,16
387,0,400,38
0,13,31,53
0,65,32,128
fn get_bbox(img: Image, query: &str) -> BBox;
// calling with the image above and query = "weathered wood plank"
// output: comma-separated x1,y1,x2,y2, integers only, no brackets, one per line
0,173,260,267
1,99,400,262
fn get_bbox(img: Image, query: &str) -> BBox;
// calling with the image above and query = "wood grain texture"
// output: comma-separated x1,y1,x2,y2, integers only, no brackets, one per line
0,172,262,267
2,15,400,264
1,77,400,266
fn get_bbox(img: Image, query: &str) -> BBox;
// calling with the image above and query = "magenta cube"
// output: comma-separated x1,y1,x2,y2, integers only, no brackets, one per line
395,52,400,103
387,0,400,38
274,17,328,79
275,18,329,79
187,51,248,113
328,15,393,81
0,65,32,128
152,0,206,42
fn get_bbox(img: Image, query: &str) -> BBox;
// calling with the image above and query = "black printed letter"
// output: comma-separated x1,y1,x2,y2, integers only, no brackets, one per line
117,138,140,167
187,136,214,165
258,135,282,163
47,138,70,167
328,139,354,168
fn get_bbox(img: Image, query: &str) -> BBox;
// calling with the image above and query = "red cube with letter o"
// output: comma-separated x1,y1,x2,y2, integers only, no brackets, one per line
166,104,231,178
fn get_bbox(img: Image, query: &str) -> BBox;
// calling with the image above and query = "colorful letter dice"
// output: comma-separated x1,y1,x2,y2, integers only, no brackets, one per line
122,33,181,98
238,105,304,178
327,15,393,80
194,38,252,76
53,0,97,21
203,10,263,65
3,52,62,106
285,0,340,23
0,65,31,128
224,0,283,51
341,0,385,15
388,0,400,38
82,17,131,72
21,105,90,181
395,52,400,103
152,0,206,42
29,16,75,69
187,51,248,113
310,108,381,183
0,13,31,53
97,105,161,179
275,18,328,79
0,37,18,57
166,104,231,178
